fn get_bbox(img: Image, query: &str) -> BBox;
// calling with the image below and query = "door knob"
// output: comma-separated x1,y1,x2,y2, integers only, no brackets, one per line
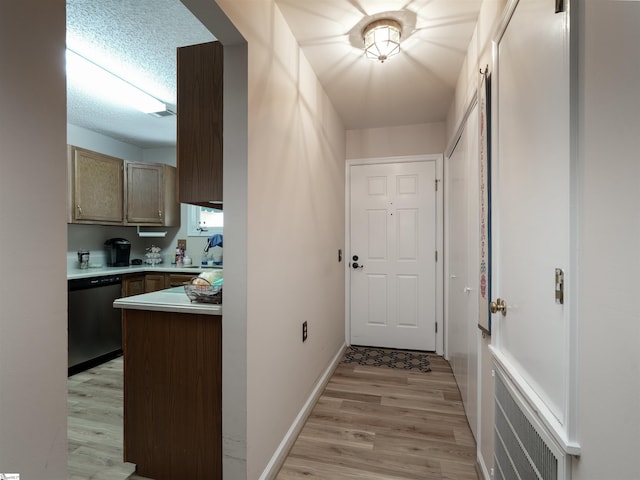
490,298,507,316
352,262,363,269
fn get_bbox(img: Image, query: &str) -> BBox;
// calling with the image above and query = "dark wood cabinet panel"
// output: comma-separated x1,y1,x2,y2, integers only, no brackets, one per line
122,310,222,480
177,41,223,206
122,274,145,298
143,273,167,293
168,273,196,287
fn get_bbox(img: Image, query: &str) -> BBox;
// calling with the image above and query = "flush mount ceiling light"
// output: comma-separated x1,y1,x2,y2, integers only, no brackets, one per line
363,18,402,63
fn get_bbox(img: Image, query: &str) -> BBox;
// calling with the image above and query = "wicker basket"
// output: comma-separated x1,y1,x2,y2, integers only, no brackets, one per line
184,277,223,304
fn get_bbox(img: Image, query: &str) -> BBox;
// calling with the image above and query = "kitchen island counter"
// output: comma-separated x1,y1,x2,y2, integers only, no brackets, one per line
116,286,222,479
113,286,222,315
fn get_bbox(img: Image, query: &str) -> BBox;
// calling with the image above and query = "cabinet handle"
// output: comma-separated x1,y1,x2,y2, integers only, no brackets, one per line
77,204,82,216
158,209,163,218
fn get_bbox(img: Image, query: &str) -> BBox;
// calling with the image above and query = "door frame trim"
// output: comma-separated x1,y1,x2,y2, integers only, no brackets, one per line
345,154,444,355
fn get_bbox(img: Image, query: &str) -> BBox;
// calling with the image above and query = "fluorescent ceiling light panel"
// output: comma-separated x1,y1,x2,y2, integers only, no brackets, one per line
66,49,166,114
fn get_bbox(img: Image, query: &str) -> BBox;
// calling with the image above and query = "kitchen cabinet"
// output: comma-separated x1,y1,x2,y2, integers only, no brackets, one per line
177,41,223,207
123,273,167,296
122,274,145,297
144,273,167,292
68,146,124,224
68,145,180,226
168,273,195,287
126,162,179,226
122,309,222,479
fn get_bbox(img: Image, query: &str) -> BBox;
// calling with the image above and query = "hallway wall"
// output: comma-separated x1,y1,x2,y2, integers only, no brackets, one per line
0,1,68,477
573,1,640,477
184,1,347,478
446,1,640,479
346,122,445,159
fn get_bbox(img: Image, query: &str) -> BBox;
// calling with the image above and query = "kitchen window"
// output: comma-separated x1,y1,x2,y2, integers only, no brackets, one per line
187,205,223,237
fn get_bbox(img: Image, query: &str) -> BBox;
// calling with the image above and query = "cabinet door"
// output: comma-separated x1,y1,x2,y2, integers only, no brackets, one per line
168,274,194,287
69,146,124,224
144,274,167,293
122,275,145,297
177,41,223,206
126,163,164,224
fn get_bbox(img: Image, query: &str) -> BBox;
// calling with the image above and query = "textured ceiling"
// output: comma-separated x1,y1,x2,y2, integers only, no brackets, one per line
66,0,214,148
67,0,482,148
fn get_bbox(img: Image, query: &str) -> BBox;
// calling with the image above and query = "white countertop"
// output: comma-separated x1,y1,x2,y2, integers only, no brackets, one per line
68,264,221,280
113,286,222,316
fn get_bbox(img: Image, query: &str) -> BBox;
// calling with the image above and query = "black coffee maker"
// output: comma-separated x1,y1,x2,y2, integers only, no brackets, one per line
104,238,131,266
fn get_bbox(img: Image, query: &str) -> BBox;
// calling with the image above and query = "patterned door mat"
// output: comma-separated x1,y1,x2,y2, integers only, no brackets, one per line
340,345,431,372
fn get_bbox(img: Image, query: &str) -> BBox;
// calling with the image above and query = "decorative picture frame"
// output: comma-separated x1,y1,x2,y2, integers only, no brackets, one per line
478,66,492,335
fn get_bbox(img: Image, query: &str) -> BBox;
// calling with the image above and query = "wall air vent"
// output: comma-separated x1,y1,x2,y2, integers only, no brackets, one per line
494,370,567,480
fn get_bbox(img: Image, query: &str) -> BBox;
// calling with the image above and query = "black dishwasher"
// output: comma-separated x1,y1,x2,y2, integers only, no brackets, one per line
68,275,123,376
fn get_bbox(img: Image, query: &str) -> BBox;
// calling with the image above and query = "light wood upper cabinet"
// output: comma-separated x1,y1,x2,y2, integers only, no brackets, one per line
68,145,180,227
177,41,223,207
126,163,179,226
68,146,124,224
126,162,163,224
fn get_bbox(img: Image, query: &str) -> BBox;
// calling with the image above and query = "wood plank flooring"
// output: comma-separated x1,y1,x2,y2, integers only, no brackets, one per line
275,355,478,480
68,353,477,480
67,356,148,480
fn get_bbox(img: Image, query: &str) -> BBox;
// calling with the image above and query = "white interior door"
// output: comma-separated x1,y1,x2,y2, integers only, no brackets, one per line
349,161,437,351
493,0,571,424
446,102,480,439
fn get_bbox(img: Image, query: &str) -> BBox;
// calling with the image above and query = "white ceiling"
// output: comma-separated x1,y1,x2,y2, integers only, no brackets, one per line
67,0,482,148
275,0,483,129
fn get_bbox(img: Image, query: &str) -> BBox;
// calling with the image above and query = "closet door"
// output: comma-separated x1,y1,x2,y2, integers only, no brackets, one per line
446,103,479,439
492,0,571,426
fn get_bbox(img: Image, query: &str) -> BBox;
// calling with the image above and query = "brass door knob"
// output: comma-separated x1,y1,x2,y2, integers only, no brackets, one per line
490,298,507,316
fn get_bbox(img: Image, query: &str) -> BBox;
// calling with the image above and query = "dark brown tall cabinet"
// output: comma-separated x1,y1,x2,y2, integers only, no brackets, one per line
177,41,223,206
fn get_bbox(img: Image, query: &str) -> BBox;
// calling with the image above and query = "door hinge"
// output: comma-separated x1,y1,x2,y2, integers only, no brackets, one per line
555,0,566,13
435,322,438,333
435,250,438,262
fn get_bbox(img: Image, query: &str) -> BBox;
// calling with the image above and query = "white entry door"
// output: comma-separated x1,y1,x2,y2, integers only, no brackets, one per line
492,0,571,424
349,161,437,351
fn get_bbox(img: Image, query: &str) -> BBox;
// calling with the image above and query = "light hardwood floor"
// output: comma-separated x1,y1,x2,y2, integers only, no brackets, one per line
276,354,479,480
68,353,477,480
68,356,148,480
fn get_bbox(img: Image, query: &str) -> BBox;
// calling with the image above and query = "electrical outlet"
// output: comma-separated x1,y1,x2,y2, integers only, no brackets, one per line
177,239,187,251
302,321,308,342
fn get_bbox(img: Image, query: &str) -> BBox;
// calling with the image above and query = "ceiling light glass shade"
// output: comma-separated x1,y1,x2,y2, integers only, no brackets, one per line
363,19,401,63
66,49,167,115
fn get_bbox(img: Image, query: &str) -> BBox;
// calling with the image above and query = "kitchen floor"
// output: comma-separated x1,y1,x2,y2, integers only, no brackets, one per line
68,353,478,480
67,356,149,480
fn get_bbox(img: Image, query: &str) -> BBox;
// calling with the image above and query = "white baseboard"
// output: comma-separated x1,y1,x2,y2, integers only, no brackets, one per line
477,453,492,480
257,343,347,480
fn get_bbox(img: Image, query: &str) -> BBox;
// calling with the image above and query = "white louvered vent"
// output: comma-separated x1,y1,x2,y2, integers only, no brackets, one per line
494,371,567,480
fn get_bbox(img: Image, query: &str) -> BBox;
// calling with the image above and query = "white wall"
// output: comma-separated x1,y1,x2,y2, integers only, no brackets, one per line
183,1,347,478
0,1,68,477
572,1,640,478
346,122,445,159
